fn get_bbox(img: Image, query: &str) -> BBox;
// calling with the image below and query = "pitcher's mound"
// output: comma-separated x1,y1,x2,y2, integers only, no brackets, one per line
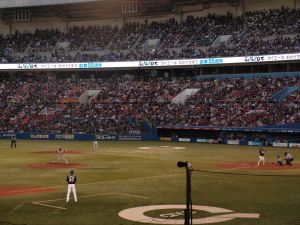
24,162,87,169
29,150,92,154
216,162,300,170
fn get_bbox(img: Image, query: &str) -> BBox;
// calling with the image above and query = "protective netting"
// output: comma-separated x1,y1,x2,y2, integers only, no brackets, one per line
189,169,300,225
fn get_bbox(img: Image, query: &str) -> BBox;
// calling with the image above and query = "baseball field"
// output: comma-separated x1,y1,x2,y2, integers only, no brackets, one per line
0,139,299,225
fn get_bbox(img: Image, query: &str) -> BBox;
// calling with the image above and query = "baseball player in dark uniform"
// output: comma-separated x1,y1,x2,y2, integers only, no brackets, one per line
257,147,267,166
66,169,77,202
11,136,17,148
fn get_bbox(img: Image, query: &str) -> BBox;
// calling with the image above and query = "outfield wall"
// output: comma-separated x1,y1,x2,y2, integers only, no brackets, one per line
158,124,300,148
159,137,300,148
0,133,159,141
0,131,299,148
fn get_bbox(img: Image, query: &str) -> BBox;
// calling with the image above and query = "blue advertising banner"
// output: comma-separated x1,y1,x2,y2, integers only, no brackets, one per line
248,141,263,146
0,132,158,141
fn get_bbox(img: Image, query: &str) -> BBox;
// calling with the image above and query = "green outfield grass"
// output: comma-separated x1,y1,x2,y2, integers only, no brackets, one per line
0,139,299,225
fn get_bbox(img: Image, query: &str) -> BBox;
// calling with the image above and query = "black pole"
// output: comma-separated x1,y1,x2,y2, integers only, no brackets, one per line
184,163,192,225
177,161,193,225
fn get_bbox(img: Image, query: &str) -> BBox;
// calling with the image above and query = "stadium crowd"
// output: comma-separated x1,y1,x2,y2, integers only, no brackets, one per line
1,7,300,63
0,74,299,134
181,76,300,127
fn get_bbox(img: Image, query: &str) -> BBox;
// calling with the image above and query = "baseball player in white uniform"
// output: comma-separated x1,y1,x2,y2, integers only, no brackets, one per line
66,169,77,202
93,137,99,149
51,148,69,165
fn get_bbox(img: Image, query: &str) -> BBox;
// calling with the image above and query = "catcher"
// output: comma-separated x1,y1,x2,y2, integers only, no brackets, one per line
50,148,69,165
272,155,283,166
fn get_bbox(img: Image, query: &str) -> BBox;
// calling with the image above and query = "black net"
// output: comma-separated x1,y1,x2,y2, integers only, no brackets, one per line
190,169,300,225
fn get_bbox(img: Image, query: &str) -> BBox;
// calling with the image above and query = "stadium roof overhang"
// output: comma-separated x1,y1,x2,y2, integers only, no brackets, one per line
0,0,241,21
0,0,101,8
0,0,175,21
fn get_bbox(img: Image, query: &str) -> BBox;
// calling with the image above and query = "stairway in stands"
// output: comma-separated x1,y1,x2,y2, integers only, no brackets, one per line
270,86,300,102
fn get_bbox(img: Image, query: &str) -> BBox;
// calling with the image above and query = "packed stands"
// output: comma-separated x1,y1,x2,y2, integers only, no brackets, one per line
1,7,300,63
1,74,299,134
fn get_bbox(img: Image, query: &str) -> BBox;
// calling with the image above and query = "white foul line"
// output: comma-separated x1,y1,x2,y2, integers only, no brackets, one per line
32,202,67,210
32,192,149,210
4,173,183,195
49,173,183,189
111,192,149,199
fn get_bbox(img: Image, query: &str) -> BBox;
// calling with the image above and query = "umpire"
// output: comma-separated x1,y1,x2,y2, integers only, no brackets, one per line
284,152,294,166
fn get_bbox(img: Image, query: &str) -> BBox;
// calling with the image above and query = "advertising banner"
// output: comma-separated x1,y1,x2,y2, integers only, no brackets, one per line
272,142,288,147
289,143,300,148
160,137,172,141
1,52,300,71
209,139,220,144
178,138,191,142
196,139,210,143
0,133,157,141
248,141,262,146
227,140,240,145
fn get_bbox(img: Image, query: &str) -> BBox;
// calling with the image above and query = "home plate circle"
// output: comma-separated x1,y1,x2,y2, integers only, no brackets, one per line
119,205,259,224
138,146,186,150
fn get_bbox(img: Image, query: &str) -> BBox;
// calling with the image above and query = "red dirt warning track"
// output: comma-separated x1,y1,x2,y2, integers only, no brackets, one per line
29,150,92,154
0,186,57,197
217,162,300,170
24,163,87,169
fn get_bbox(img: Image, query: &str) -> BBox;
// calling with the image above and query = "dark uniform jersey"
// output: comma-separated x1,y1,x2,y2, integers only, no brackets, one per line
66,175,77,184
259,149,265,156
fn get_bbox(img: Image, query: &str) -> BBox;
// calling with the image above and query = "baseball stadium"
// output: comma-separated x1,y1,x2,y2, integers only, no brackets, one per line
0,0,300,225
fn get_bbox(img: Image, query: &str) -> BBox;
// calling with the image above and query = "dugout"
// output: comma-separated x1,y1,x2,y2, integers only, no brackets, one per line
157,125,300,146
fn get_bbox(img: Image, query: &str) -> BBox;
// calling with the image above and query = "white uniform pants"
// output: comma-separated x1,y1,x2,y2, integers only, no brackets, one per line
258,156,265,166
93,141,98,149
52,155,69,165
66,184,77,202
